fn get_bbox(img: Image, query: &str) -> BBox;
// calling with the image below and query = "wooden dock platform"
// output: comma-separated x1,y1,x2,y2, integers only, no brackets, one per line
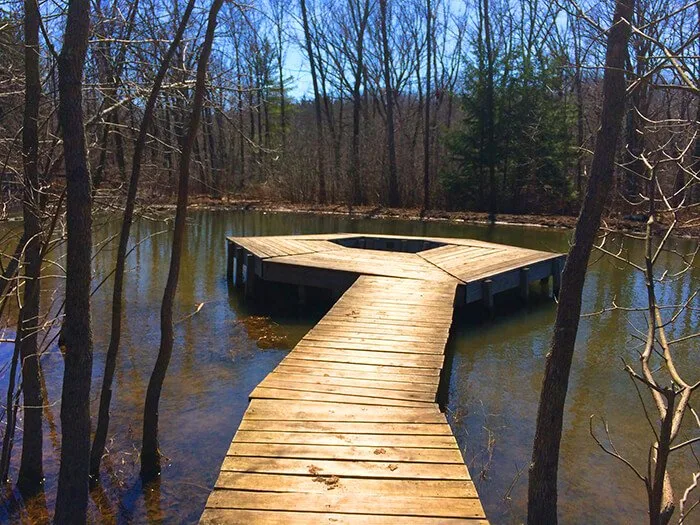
202,234,565,524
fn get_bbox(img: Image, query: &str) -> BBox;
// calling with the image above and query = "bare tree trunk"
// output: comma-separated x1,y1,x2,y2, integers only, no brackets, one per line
380,0,399,207
89,0,196,485
140,0,224,481
527,1,634,523
235,41,245,186
16,0,44,496
349,0,370,206
300,0,326,203
483,0,496,220
572,15,585,195
54,0,93,520
276,10,287,150
204,103,220,196
422,0,432,212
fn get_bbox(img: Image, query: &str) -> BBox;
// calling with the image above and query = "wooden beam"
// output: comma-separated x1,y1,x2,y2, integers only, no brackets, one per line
540,276,552,298
481,279,494,313
245,253,257,299
519,267,530,302
234,246,245,287
227,240,235,283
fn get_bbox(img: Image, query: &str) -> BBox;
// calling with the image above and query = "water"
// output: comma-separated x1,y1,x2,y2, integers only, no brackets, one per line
0,210,697,523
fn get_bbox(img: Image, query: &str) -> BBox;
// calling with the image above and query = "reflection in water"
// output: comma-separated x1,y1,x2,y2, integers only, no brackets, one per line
0,210,697,524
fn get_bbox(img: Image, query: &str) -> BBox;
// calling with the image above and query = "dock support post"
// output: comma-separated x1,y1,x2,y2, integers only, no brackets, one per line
540,276,552,298
234,247,244,287
519,267,530,302
552,258,562,296
482,279,494,314
245,253,257,299
226,241,234,283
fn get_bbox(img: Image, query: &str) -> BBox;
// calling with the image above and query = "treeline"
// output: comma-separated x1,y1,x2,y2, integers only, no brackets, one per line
0,0,697,215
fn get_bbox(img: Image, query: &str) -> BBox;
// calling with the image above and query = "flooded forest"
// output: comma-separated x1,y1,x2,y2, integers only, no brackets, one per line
0,0,698,522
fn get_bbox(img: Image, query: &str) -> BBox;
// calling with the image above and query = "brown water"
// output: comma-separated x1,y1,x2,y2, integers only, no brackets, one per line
0,210,698,524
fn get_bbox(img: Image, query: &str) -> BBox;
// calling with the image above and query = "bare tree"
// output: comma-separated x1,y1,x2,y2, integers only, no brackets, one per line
347,0,372,205
380,0,400,207
90,0,198,485
300,0,327,203
422,0,432,212
54,0,93,520
528,0,635,522
591,121,699,525
141,0,225,482
16,0,45,496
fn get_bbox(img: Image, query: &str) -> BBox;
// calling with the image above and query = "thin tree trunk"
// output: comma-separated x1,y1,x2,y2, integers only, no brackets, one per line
54,0,93,520
235,42,245,185
16,0,44,496
89,0,196,485
277,15,287,150
483,0,496,220
350,0,370,206
422,0,432,212
380,0,399,207
140,0,224,481
300,0,326,203
527,1,634,523
573,16,584,194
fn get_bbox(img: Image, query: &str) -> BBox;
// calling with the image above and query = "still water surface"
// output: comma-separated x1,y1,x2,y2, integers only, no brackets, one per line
0,210,698,524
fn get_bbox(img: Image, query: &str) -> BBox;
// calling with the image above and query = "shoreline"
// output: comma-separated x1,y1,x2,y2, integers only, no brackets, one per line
3,197,696,238
159,198,699,239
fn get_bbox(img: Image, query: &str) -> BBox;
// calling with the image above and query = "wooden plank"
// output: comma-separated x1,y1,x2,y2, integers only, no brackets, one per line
309,322,450,336
291,347,445,366
231,431,458,448
273,364,441,386
219,457,470,480
263,371,437,393
283,350,442,369
256,378,436,402
298,337,448,353
226,443,465,463
303,332,449,346
236,420,454,435
279,359,441,378
245,399,445,423
201,509,488,524
213,472,473,497
205,490,485,518
250,387,432,408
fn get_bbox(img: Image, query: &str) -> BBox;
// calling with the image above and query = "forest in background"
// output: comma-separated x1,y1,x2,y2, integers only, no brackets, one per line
0,0,698,215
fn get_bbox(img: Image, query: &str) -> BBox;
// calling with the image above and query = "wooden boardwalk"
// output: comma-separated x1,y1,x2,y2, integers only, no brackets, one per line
202,234,565,524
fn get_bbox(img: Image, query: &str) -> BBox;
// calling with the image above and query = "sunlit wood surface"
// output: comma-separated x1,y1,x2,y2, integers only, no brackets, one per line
202,233,565,523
